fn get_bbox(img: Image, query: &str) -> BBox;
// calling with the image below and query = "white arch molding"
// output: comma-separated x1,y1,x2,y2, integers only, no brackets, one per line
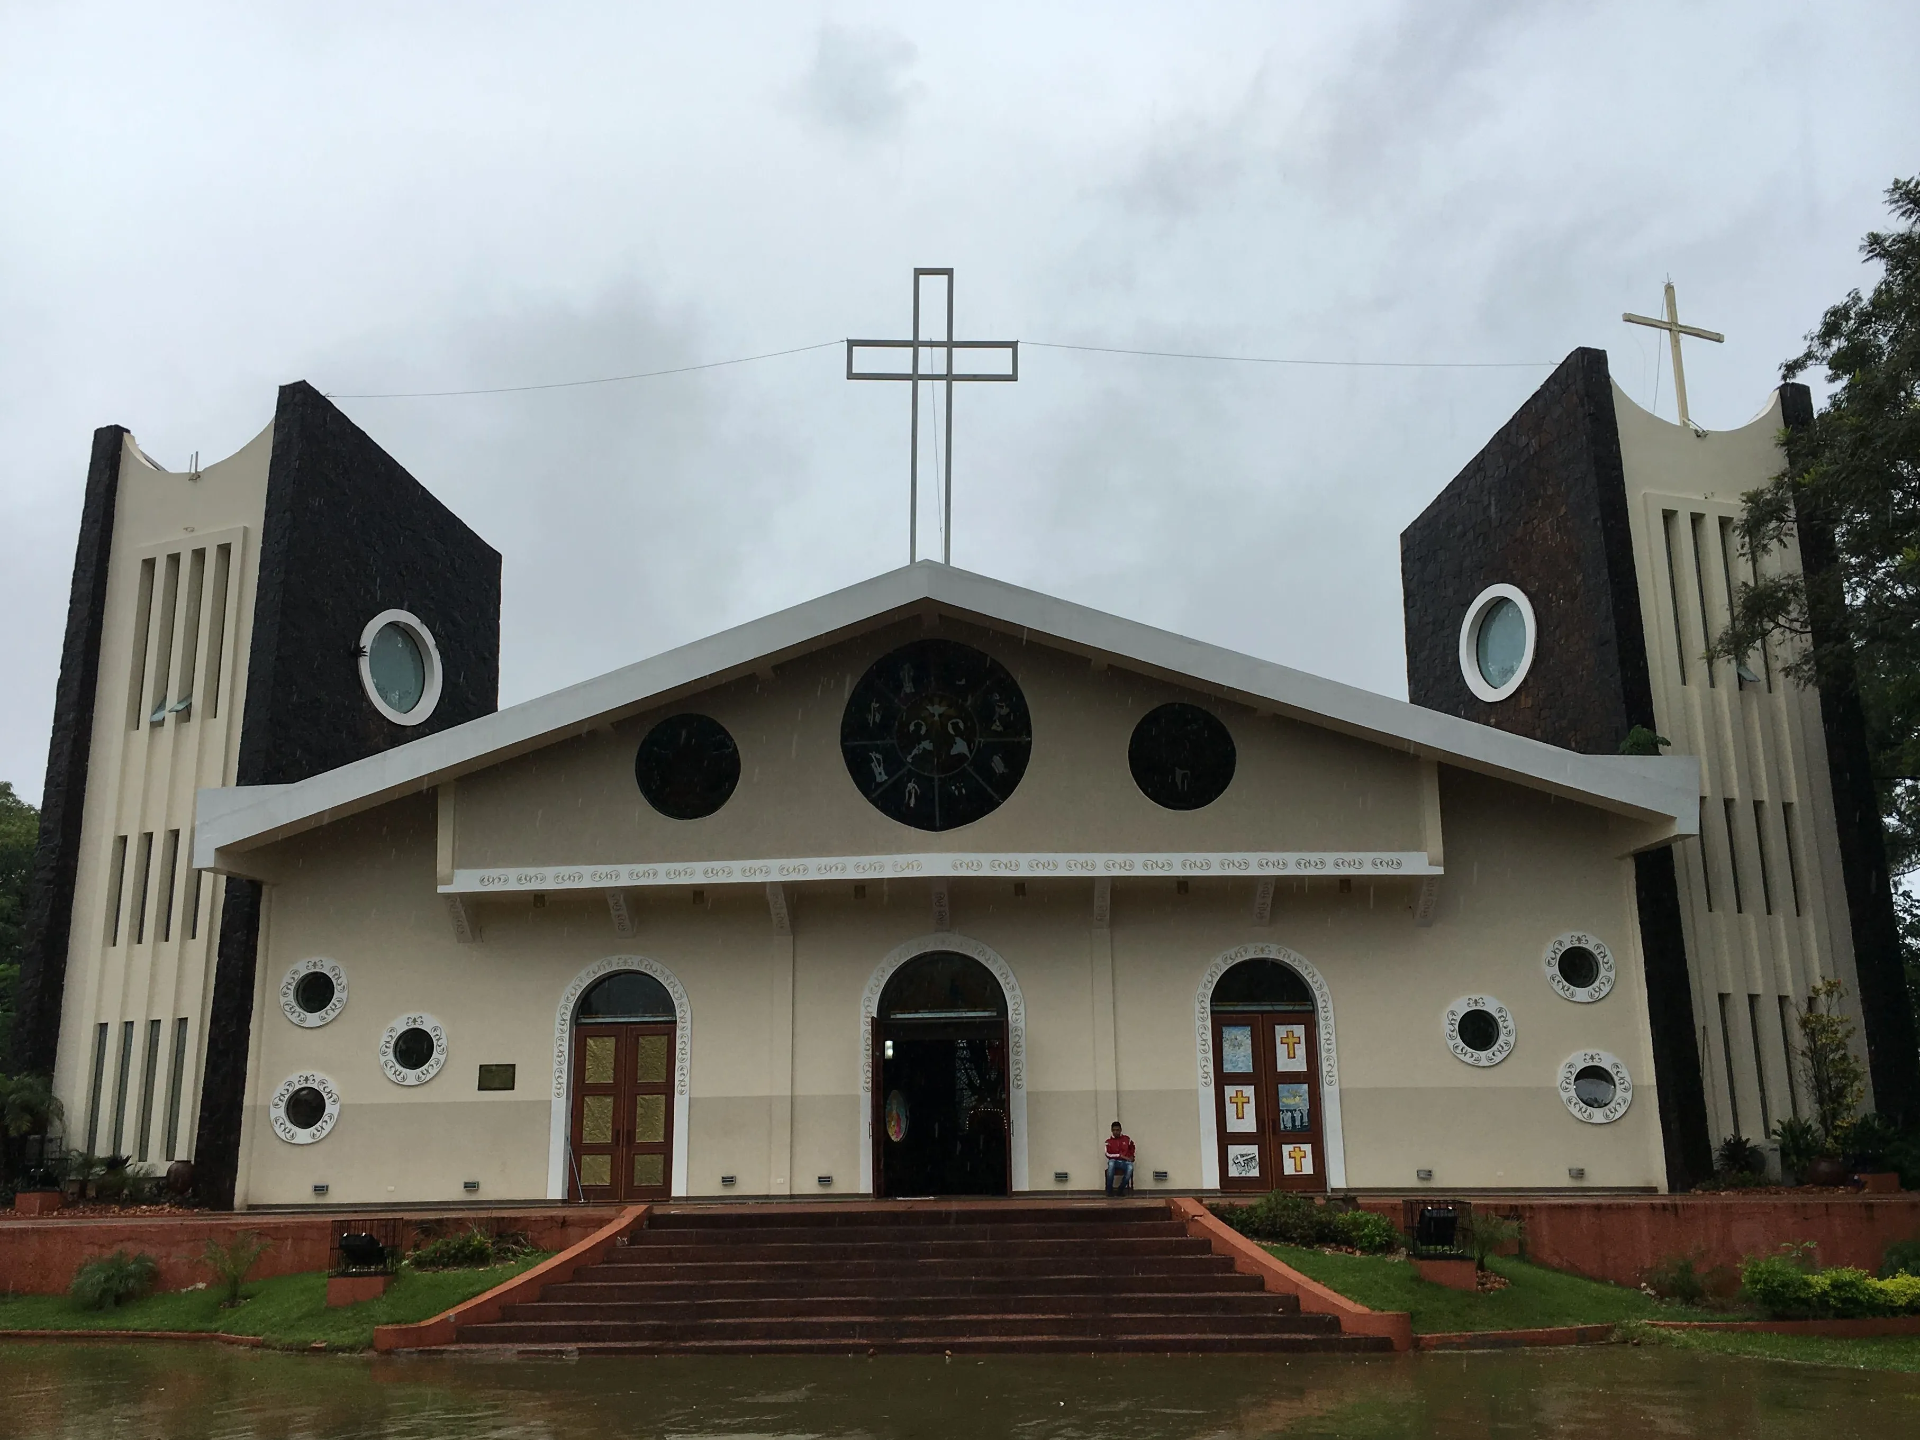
547,956,693,1200
860,933,1028,1195
1195,943,1347,1190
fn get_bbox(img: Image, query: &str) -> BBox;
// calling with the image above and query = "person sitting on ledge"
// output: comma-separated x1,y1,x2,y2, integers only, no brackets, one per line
1104,1121,1136,1196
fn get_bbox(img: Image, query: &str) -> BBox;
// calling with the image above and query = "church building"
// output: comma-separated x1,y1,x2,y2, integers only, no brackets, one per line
13,345,1906,1209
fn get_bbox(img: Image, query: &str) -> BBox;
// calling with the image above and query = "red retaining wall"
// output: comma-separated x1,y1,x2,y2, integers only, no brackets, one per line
0,1208,619,1297
1357,1194,1920,1288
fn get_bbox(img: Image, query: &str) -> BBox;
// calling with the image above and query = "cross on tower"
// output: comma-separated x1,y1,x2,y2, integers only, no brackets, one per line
1623,281,1724,430
847,269,1018,565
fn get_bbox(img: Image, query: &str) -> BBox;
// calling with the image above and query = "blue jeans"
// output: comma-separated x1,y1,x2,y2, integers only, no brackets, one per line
1105,1157,1134,1194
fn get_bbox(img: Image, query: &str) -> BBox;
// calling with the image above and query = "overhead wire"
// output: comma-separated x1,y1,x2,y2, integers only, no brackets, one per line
323,336,1559,400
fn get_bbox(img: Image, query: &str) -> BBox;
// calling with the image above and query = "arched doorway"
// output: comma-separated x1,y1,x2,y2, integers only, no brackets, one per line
1210,957,1326,1194
873,951,1011,1197
567,970,677,1201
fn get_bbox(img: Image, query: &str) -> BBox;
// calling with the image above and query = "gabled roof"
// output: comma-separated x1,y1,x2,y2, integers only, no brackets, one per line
195,561,1698,870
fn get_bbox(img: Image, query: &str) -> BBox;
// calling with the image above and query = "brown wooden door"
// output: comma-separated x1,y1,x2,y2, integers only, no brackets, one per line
569,1022,675,1201
1213,1011,1325,1193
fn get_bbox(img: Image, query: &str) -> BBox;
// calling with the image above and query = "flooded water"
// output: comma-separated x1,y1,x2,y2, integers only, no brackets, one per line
0,1341,1914,1439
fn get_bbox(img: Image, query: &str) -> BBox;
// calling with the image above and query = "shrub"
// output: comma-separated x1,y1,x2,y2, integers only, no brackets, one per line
1330,1208,1399,1254
1465,1212,1524,1272
1879,1238,1920,1279
1838,1112,1900,1172
1772,1116,1823,1181
202,1231,272,1306
1741,1249,1815,1317
408,1225,497,1270
1716,1135,1767,1177
1742,1244,1920,1318
1642,1250,1735,1304
69,1251,159,1311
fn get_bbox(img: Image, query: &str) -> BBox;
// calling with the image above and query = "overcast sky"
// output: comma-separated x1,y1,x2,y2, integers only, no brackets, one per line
2,2,1914,805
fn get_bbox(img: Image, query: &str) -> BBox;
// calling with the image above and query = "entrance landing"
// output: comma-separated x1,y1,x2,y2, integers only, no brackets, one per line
449,1199,1392,1354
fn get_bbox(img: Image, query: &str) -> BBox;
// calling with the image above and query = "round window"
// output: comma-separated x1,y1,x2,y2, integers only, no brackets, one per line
1559,1050,1633,1124
841,640,1032,831
1128,702,1237,811
1543,932,1616,1003
1444,995,1515,1066
357,609,443,726
280,959,348,1028
1457,585,1536,703
379,1013,448,1086
635,713,741,820
270,1071,341,1145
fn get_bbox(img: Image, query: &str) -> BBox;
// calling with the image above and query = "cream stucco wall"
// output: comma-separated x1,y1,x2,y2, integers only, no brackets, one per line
234,646,1666,1206
54,426,271,1165
1613,383,1865,1146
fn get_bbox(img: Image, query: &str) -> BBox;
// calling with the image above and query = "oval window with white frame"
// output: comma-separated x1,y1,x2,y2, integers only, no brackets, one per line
270,1071,341,1145
281,958,348,1028
379,1013,448,1086
1559,1050,1633,1124
358,609,443,726
1444,995,1516,1066
1544,932,1616,1003
1458,584,1537,702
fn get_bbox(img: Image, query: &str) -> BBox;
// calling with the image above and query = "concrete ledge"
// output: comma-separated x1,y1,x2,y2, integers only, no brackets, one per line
1169,1198,1412,1352
1418,1323,1614,1350
0,1329,263,1347
372,1204,648,1352
1648,1315,1920,1338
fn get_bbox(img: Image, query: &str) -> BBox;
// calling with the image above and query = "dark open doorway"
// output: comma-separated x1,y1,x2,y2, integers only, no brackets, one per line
874,951,1010,1196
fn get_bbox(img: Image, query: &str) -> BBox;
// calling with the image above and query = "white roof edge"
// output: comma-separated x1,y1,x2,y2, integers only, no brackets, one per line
193,561,1701,867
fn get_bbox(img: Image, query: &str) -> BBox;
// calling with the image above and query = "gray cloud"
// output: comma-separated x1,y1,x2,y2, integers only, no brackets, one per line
2,2,1917,803
794,23,921,139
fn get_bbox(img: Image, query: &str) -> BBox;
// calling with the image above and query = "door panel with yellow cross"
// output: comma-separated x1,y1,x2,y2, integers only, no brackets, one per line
1212,1011,1325,1192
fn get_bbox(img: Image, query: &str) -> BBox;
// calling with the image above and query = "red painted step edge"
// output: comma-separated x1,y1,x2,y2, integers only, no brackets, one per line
373,1204,650,1352
1417,1324,1614,1350
1648,1315,1920,1338
1168,1198,1412,1352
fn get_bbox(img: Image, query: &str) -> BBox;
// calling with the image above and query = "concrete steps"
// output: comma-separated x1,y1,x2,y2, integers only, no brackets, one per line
448,1200,1391,1355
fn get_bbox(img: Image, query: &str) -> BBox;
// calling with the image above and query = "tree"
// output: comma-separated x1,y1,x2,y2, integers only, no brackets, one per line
1711,176,1920,1074
0,781,37,1058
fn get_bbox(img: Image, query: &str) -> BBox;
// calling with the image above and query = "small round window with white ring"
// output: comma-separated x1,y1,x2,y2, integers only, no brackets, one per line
1544,932,1615,1003
281,958,347,1028
1458,584,1537,703
358,609,443,727
1559,1050,1633,1124
379,1013,448,1086
1444,995,1515,1066
270,1072,341,1145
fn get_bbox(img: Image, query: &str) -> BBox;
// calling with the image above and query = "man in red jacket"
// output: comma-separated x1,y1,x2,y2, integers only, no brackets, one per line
1104,1121,1136,1196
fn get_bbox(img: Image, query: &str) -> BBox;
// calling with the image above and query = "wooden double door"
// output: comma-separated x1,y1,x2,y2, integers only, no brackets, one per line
1212,1009,1325,1193
569,1022,675,1201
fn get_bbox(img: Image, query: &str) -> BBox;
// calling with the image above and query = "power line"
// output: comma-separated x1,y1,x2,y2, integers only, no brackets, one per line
1027,341,1557,369
324,340,843,399
324,334,1560,400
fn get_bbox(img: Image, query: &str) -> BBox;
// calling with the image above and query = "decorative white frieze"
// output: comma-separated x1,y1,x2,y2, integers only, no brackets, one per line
443,850,1441,894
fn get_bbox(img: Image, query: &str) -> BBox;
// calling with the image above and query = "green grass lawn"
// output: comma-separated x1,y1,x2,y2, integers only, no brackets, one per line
1266,1245,1732,1334
0,1259,543,1351
1630,1321,1920,1372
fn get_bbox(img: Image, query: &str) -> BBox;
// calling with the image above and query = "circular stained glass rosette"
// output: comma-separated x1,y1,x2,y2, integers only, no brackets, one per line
841,640,1032,831
635,713,741,820
379,1013,448,1086
281,958,348,1028
1559,1050,1633,1124
270,1071,341,1145
1129,702,1237,810
1544,932,1615,1003
1444,995,1515,1066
